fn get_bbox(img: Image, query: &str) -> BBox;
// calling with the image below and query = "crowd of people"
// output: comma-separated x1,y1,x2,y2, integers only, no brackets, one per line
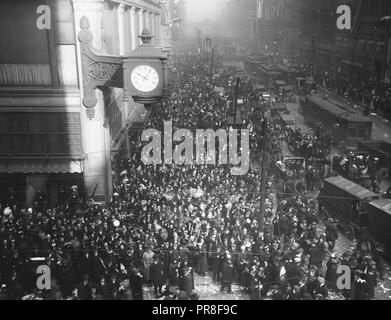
302,62,391,119
332,153,382,192
0,50,387,301
285,127,329,161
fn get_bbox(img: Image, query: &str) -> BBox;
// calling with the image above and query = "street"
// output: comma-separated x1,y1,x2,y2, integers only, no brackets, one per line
2,0,391,304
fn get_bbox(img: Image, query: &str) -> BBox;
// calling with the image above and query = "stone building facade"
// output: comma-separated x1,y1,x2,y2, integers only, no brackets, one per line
0,0,168,206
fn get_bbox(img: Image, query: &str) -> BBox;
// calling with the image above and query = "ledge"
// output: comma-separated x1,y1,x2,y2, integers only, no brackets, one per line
0,88,82,109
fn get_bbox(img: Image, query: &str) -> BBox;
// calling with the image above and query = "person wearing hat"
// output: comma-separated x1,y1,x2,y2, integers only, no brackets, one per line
363,260,378,300
78,275,92,300
325,218,339,250
0,284,8,300
325,253,339,292
309,243,323,269
68,185,80,212
150,255,165,298
314,277,328,299
221,257,234,294
96,275,111,300
182,266,194,297
351,271,370,300
211,246,223,282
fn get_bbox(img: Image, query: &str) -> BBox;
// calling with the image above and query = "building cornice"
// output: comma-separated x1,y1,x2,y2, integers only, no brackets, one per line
0,88,81,110
109,0,161,12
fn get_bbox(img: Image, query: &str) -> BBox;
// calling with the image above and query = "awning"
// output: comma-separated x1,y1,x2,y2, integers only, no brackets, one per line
0,159,83,174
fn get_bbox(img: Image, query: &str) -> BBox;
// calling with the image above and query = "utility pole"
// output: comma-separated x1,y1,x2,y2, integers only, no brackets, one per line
259,116,268,234
205,37,211,70
210,47,215,79
233,77,240,127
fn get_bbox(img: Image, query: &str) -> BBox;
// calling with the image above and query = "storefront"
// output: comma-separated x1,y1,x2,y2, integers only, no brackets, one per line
0,111,84,208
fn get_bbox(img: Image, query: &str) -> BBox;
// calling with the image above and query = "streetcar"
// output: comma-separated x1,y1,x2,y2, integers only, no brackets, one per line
357,140,391,178
367,199,391,257
301,94,373,149
318,176,379,240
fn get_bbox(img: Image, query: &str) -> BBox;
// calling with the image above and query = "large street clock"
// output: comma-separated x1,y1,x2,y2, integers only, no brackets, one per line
131,65,160,93
123,29,169,105
78,17,170,118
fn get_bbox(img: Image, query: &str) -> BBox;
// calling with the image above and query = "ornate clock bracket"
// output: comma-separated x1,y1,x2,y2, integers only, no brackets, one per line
78,16,124,120
78,16,170,120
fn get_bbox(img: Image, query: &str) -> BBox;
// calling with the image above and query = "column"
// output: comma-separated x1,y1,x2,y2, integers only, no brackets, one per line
72,0,112,202
148,12,153,35
124,7,132,53
143,10,148,32
154,14,159,45
117,4,125,55
130,7,137,51
138,9,144,44
150,12,155,43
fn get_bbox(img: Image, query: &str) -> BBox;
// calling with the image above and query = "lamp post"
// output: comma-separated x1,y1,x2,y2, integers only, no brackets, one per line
210,47,215,79
233,77,240,127
259,116,268,234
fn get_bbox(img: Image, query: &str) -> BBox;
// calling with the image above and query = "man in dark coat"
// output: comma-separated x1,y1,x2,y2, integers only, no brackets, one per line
150,256,165,297
313,277,328,299
278,214,291,238
211,247,223,282
364,261,377,300
309,244,323,268
286,260,303,287
78,275,92,300
6,270,23,300
325,254,339,291
96,275,111,300
325,218,339,249
160,244,172,282
182,267,194,297
129,268,144,300
351,272,370,300
221,258,234,294
78,250,94,280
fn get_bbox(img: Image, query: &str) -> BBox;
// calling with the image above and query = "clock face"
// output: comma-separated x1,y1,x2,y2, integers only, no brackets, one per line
130,65,159,93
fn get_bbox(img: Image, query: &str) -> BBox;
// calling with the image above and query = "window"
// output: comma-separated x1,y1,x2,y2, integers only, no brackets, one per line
0,0,50,64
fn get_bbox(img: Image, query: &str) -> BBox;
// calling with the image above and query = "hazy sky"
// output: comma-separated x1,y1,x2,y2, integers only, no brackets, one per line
185,0,229,22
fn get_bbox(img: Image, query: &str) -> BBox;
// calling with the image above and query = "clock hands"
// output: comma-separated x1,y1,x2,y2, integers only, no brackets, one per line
132,66,158,92
142,70,152,81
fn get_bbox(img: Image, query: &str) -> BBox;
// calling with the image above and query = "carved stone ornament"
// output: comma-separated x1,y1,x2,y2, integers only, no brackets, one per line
78,16,123,119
